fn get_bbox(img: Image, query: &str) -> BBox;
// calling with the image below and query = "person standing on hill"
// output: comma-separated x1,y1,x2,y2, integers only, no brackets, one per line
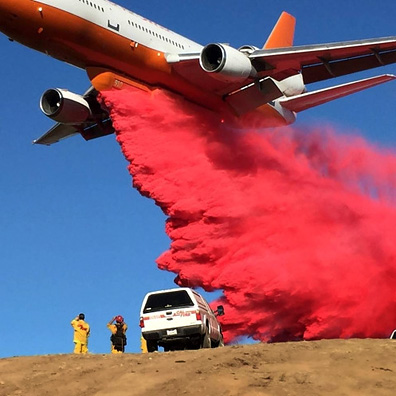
107,315,128,353
70,313,90,354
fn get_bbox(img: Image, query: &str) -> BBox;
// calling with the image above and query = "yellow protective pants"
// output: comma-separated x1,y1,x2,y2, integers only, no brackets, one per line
73,341,88,354
140,336,148,354
111,344,124,354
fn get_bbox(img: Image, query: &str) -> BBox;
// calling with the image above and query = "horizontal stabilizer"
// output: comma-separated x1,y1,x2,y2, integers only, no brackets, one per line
278,74,396,113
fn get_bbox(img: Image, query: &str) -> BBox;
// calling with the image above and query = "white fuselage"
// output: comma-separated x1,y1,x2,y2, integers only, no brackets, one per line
35,0,202,55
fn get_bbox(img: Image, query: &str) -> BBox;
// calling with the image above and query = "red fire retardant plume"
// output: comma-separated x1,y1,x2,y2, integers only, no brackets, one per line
101,88,396,343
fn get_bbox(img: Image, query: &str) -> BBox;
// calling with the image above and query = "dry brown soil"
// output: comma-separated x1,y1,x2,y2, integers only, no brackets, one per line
1,339,396,396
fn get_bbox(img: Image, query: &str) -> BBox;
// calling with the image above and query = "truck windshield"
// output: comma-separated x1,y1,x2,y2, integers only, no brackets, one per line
143,290,194,313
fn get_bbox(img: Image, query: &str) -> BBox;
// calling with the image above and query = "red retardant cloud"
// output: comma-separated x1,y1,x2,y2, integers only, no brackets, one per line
101,88,396,343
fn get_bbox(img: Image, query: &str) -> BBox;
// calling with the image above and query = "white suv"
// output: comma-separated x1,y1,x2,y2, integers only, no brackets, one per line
140,287,225,352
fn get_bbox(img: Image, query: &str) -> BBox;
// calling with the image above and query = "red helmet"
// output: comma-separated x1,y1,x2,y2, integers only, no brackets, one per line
115,315,124,323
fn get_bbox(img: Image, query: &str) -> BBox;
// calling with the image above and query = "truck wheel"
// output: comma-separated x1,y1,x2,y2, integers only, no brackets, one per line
211,334,224,348
164,343,178,352
189,337,201,350
202,328,211,349
146,340,158,353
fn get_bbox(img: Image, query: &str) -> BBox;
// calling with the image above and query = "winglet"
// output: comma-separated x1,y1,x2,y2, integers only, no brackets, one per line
263,12,296,49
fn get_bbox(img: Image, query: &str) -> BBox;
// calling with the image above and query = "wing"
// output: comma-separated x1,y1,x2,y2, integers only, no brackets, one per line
169,37,396,91
33,119,114,145
33,123,80,145
168,36,396,116
249,37,396,83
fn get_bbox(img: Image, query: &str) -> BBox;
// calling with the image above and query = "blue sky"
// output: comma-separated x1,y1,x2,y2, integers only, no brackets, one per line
0,0,395,357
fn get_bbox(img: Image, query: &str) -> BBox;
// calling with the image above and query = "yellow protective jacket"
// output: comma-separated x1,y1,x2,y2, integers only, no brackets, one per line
107,323,128,335
71,319,90,344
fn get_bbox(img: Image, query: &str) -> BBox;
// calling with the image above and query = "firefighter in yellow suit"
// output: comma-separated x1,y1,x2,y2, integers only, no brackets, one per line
107,315,128,354
140,336,148,353
70,313,90,354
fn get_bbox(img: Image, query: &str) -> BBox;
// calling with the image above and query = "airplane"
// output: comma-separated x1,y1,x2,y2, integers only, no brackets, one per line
0,0,395,145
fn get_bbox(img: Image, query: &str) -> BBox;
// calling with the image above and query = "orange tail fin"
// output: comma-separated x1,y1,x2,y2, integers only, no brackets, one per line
263,12,296,49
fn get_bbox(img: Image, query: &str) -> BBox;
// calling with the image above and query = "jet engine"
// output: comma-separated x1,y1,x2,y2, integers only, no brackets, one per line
238,45,260,55
40,88,92,124
199,43,257,82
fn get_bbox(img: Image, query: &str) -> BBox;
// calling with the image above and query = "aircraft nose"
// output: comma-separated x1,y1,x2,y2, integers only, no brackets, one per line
0,0,33,38
0,0,14,13
0,0,19,20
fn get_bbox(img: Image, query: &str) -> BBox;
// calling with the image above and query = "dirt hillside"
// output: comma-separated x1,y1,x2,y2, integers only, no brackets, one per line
1,339,395,396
